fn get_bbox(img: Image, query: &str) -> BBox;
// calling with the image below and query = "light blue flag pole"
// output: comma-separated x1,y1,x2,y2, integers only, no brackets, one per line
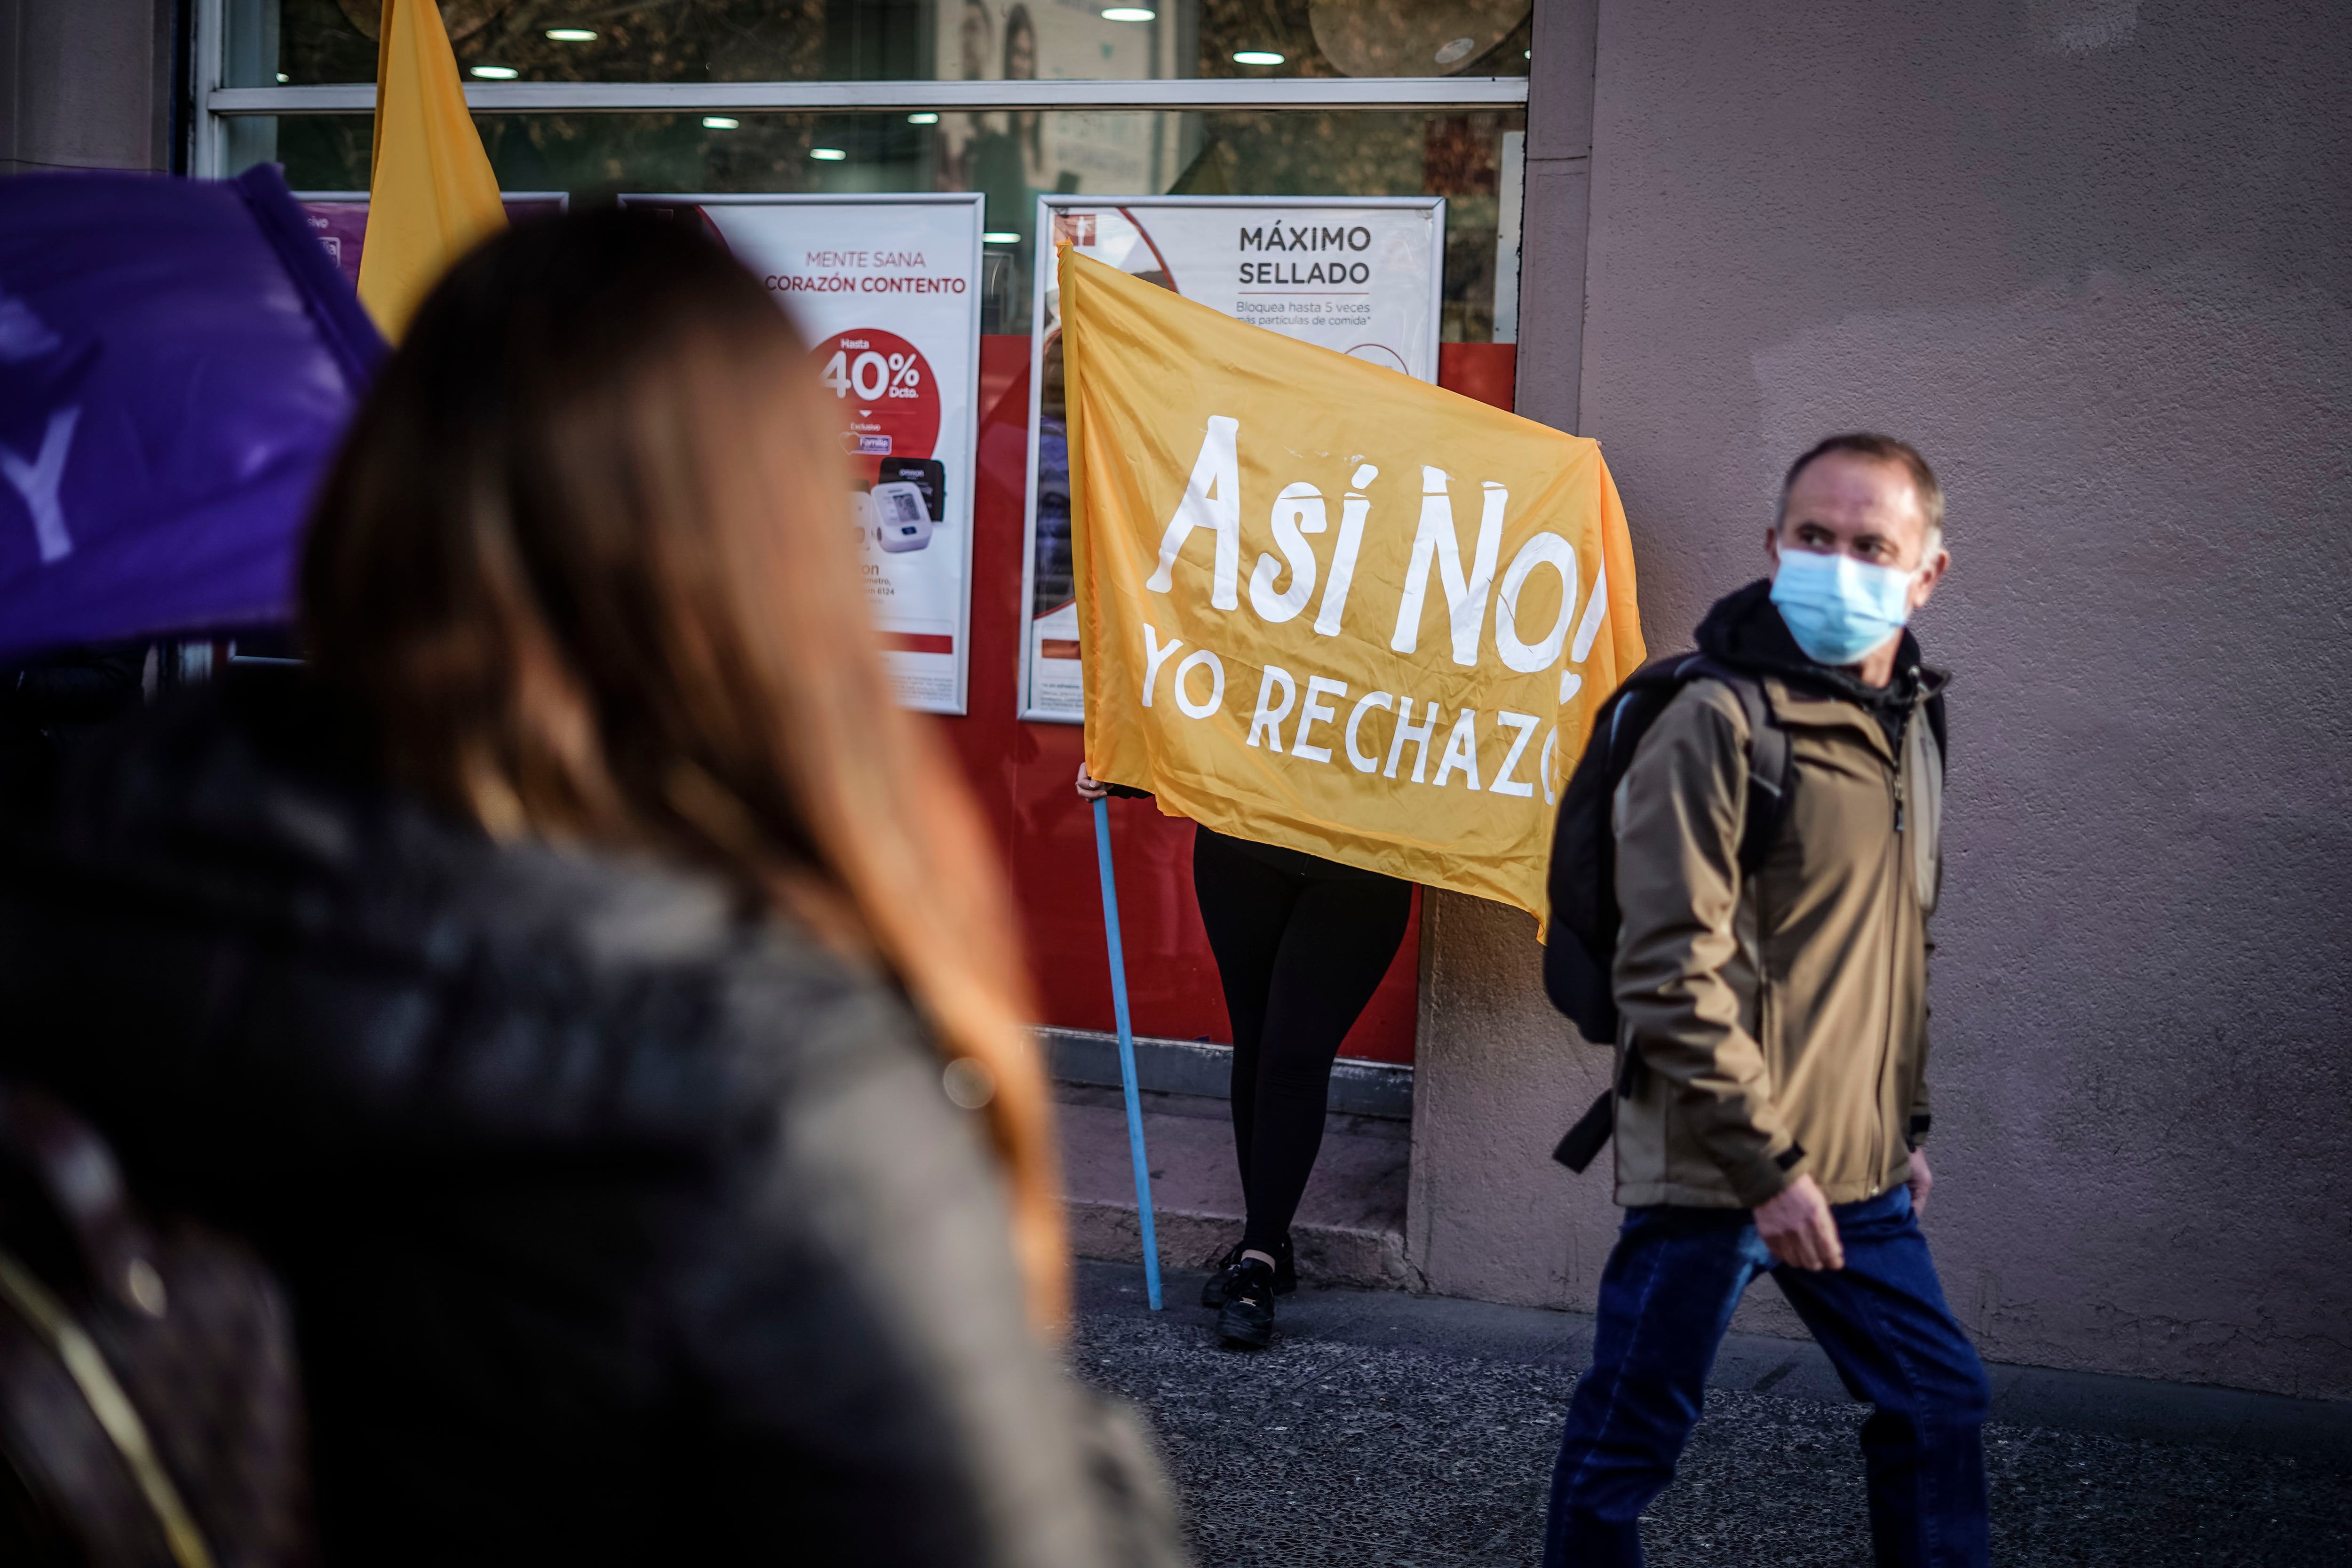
1091,796,1163,1310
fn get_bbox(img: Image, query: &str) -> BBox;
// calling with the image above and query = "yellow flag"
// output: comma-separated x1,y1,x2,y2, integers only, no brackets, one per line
357,0,506,339
1066,247,1646,922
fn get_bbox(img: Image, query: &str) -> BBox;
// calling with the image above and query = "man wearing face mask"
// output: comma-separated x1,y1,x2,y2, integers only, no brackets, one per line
1542,434,1990,1568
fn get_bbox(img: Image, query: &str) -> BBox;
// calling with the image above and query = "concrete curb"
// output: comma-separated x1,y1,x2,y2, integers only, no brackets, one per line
1041,1027,1413,1121
1067,1197,1419,1292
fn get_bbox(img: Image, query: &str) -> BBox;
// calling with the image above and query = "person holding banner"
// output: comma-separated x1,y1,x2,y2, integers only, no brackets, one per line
1055,245,1649,1351
1080,770,1411,1348
0,211,1183,1568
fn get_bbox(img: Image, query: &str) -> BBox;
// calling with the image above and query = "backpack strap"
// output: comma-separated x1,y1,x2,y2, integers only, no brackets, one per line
1684,657,1791,876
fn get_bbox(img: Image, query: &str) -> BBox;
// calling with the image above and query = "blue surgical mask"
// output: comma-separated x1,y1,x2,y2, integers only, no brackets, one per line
1770,549,1918,667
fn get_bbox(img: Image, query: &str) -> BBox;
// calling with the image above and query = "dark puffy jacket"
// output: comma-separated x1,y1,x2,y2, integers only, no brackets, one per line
0,671,1182,1568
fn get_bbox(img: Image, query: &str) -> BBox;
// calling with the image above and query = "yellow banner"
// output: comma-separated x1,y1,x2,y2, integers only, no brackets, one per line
1067,248,1646,920
358,0,507,340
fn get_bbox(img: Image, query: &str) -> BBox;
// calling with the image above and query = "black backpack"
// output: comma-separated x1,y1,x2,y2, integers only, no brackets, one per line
1542,655,1793,1174
0,1084,312,1566
1543,653,1946,1174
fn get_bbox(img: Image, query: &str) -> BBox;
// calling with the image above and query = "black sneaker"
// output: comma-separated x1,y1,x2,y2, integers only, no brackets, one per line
1199,1240,1297,1307
1216,1258,1277,1349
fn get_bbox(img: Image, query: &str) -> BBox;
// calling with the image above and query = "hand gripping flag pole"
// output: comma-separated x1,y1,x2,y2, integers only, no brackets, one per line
1091,796,1163,1310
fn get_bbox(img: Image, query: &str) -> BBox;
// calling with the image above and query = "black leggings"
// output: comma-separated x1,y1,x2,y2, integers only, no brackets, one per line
1191,828,1413,1255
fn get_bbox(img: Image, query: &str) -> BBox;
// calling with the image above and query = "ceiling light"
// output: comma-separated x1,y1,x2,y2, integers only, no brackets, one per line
469,65,518,79
908,112,940,124
810,147,848,161
983,231,1021,243
544,27,596,42
1103,7,1156,19
702,116,739,129
1232,49,1284,65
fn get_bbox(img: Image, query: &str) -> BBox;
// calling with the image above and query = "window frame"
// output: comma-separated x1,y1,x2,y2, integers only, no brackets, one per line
190,0,1532,177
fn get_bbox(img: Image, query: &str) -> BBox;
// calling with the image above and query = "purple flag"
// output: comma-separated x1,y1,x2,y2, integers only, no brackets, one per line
0,164,385,663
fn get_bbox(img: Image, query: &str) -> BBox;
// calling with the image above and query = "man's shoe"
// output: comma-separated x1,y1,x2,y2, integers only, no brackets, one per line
1216,1258,1277,1349
1199,1240,1296,1307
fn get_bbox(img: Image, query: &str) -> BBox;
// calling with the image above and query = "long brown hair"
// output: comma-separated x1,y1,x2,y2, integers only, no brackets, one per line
300,209,1066,1329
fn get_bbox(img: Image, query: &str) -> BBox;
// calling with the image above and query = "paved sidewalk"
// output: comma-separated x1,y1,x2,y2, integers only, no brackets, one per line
1071,1261,2352,1568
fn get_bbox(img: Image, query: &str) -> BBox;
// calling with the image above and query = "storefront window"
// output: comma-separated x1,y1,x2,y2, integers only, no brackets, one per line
225,0,1532,89
206,8,1525,1066
241,107,1522,342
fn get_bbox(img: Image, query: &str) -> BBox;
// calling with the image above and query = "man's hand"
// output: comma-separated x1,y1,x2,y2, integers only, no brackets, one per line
1074,764,1109,801
1753,1174,1843,1271
1906,1145,1933,1217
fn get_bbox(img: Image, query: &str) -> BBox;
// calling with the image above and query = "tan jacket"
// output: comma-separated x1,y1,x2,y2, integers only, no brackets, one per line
1610,658,1946,1209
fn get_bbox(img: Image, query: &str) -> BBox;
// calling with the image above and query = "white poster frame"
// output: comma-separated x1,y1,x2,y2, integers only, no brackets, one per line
618,191,986,717
1016,193,1447,724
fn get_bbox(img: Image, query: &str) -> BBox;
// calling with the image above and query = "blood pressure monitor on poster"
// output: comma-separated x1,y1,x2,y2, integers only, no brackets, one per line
870,481,934,553
880,455,946,522
853,455,947,552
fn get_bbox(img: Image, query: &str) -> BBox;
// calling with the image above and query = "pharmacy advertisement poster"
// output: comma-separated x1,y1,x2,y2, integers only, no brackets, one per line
620,193,985,715
1019,196,1445,721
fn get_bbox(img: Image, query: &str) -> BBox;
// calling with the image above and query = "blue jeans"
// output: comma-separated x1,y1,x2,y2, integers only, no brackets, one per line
1544,1188,1990,1568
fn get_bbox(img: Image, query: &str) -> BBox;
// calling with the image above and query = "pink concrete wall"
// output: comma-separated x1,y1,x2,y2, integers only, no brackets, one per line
1411,0,2352,1401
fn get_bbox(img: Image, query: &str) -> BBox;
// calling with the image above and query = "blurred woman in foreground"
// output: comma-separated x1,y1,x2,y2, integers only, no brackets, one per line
0,211,1180,1565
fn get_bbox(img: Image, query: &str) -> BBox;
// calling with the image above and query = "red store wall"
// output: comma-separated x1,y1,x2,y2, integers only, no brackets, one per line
935,336,1517,1066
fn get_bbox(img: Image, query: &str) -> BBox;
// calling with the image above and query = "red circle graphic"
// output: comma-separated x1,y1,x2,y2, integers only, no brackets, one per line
810,328,941,481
